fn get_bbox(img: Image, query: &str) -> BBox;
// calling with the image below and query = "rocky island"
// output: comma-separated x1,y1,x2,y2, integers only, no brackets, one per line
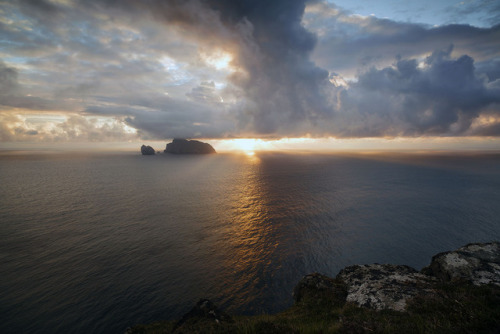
140,145,156,155
127,242,500,333
164,139,216,154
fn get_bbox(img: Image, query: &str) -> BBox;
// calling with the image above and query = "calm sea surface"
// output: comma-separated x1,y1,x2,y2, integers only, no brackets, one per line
1,151,500,333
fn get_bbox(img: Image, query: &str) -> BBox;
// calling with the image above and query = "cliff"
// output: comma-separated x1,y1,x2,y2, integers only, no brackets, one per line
164,139,216,154
126,242,500,333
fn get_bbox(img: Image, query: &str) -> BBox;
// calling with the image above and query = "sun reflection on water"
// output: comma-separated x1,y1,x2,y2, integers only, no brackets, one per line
215,154,282,308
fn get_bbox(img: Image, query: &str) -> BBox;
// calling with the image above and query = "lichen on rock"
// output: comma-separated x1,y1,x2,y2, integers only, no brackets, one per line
422,242,500,286
337,264,437,311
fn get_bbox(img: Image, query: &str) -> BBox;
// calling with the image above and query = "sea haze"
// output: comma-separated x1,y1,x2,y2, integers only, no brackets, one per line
1,151,499,333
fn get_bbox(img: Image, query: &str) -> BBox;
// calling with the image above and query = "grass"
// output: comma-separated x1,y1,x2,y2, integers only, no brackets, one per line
127,281,500,333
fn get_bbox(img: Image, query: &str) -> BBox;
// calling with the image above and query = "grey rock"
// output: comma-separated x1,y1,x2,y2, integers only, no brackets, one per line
422,242,500,286
140,145,155,155
165,139,216,154
337,264,437,311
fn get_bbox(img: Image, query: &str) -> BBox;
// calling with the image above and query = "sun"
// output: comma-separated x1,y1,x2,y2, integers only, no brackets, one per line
218,138,268,155
234,139,257,155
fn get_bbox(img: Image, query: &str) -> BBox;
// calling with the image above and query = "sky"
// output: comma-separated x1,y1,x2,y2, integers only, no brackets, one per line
1,0,500,151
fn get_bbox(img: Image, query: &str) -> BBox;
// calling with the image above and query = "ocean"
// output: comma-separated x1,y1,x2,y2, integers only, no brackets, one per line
1,151,499,333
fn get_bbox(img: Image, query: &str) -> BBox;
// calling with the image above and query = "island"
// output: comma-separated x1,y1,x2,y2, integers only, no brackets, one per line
126,242,500,333
164,139,216,154
140,145,156,155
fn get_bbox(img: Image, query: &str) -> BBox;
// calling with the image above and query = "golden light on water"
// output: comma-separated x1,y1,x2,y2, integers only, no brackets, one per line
217,153,280,297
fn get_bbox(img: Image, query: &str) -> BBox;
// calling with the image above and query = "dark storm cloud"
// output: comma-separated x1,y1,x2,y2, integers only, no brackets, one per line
86,0,333,135
205,0,333,134
335,47,500,137
476,59,500,82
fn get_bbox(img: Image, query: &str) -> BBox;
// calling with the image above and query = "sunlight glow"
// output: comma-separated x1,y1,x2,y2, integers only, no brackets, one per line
228,138,260,154
214,137,326,153
202,50,233,70
471,115,500,127
211,136,500,153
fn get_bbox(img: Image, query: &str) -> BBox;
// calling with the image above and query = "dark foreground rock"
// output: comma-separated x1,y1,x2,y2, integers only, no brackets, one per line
165,139,216,154
126,242,500,333
140,145,155,155
293,272,347,306
294,242,500,312
172,299,232,333
422,242,500,286
337,264,437,311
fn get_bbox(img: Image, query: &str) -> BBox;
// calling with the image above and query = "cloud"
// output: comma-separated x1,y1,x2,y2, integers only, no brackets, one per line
333,47,500,137
445,0,500,27
476,58,500,82
82,88,234,139
0,60,63,111
91,0,336,135
0,60,19,95
205,0,334,134
306,2,500,78
186,81,222,104
2,0,337,139
1,0,500,142
0,112,138,142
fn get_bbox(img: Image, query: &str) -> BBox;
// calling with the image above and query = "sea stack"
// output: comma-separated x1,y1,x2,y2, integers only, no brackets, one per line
141,145,156,155
164,139,216,154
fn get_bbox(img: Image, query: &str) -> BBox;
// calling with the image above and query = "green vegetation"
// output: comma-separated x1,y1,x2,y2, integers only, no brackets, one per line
127,282,500,334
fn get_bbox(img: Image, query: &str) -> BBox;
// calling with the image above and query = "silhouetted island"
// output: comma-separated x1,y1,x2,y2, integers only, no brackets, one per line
164,139,216,154
141,145,155,155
